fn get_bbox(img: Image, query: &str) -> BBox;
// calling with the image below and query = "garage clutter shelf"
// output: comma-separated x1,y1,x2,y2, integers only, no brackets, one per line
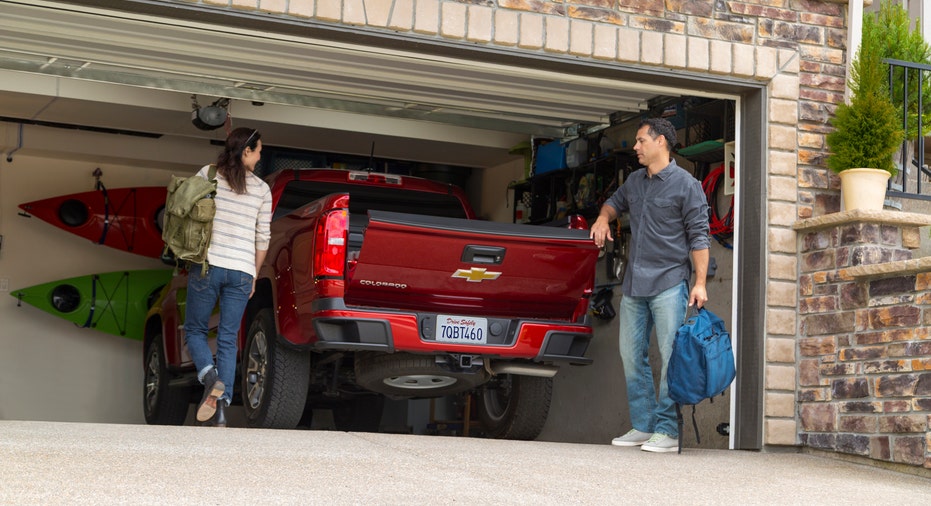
510,152,636,225
511,97,736,226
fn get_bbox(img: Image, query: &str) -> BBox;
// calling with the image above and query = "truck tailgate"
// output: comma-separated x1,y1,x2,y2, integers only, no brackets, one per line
345,210,598,320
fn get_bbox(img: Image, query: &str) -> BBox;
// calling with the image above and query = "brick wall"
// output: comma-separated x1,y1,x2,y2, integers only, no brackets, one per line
795,211,931,469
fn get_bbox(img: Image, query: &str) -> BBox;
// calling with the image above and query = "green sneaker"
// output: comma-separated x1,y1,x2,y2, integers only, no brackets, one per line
641,433,678,453
611,429,652,446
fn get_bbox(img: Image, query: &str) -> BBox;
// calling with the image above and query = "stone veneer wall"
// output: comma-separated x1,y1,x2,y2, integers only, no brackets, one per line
161,0,855,448
794,210,931,469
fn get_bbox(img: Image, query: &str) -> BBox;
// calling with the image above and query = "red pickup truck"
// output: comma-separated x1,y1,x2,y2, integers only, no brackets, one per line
144,169,599,439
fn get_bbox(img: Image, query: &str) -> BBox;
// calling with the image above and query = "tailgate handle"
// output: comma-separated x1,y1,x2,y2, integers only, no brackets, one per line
461,245,505,265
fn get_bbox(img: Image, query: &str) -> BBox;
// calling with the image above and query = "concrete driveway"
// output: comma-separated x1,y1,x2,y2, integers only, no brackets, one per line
1,420,928,504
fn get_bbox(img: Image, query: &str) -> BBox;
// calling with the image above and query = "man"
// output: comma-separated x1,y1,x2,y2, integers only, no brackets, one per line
589,118,710,453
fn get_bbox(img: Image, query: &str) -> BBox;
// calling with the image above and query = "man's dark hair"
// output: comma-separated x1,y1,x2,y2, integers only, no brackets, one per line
639,118,677,153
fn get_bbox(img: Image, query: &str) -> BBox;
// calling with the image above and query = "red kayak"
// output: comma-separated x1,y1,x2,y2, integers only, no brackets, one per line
19,186,167,259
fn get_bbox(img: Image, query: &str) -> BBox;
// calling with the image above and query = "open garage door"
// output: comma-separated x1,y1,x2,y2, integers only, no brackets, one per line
0,0,693,168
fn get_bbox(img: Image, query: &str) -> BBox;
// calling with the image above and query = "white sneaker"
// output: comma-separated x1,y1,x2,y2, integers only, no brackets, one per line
611,429,652,446
640,433,678,453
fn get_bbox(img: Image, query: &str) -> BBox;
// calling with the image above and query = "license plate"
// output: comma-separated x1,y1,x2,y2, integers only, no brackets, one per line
435,315,488,345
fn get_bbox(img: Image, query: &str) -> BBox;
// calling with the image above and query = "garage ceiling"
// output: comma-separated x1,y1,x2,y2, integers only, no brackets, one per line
0,0,688,168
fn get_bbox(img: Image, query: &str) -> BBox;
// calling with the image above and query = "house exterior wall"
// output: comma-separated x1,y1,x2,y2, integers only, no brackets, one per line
793,211,931,469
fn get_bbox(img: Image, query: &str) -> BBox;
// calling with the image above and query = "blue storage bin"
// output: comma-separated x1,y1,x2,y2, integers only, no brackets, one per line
535,141,567,175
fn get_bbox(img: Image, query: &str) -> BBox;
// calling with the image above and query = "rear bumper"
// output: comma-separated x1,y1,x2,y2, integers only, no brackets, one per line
302,303,592,365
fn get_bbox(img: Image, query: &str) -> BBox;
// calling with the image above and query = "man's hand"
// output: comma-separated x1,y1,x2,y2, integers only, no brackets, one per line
688,284,707,308
589,205,618,249
589,219,614,249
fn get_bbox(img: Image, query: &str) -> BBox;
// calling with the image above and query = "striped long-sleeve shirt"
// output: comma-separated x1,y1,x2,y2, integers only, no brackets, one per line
195,164,272,278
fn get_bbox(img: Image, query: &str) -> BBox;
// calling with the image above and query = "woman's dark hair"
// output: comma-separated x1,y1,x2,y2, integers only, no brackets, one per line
639,118,677,153
216,127,261,195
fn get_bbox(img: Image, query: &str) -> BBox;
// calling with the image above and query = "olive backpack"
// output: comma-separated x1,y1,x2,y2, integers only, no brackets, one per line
161,164,218,274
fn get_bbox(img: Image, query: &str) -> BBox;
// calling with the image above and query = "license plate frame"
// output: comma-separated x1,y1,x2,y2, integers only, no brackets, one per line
434,315,488,345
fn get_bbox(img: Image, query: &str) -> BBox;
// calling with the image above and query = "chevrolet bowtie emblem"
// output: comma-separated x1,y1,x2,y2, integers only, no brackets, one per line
452,267,502,282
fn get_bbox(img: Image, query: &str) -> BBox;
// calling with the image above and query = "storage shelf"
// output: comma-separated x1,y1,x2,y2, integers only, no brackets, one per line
512,153,635,225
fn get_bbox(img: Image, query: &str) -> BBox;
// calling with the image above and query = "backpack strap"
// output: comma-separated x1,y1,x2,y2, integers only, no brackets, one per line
674,403,702,454
682,305,697,325
690,405,701,445
193,163,218,279
675,403,683,454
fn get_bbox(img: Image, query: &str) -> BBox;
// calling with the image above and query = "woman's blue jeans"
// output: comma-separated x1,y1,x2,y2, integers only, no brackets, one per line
617,281,688,438
183,265,253,403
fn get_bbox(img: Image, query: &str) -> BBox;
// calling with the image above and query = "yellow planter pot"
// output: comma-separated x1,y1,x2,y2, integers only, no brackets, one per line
838,168,891,211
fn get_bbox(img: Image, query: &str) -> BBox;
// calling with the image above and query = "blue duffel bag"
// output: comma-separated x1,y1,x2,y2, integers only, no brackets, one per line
667,307,736,453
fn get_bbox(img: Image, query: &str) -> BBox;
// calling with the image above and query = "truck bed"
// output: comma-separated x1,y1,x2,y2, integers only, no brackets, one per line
346,210,598,321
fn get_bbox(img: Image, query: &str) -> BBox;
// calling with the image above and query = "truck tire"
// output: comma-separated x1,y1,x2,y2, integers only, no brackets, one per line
242,309,310,429
477,374,552,440
143,336,189,425
355,352,489,398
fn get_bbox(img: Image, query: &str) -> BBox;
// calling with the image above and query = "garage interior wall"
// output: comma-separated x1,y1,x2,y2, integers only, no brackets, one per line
0,0,783,448
0,130,193,423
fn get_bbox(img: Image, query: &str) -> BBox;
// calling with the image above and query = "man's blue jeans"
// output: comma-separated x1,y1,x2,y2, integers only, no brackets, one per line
183,265,253,403
617,281,688,438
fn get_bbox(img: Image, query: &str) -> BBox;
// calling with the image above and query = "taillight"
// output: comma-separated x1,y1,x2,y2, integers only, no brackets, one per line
571,290,592,323
313,209,347,279
569,214,589,230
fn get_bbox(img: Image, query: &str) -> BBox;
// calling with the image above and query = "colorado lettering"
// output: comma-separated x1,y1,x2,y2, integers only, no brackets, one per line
359,279,408,289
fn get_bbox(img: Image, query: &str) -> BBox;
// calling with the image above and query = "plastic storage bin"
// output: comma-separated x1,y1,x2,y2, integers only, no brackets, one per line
535,141,567,175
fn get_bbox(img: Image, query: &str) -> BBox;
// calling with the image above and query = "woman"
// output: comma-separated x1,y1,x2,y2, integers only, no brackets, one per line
184,127,272,427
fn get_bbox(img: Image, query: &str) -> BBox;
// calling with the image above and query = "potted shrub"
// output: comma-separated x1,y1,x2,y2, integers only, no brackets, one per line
826,4,906,211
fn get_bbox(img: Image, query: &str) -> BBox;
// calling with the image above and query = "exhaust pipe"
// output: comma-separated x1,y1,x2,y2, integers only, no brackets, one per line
489,362,559,378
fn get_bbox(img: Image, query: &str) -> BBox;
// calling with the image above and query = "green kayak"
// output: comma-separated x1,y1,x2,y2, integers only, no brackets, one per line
11,269,172,340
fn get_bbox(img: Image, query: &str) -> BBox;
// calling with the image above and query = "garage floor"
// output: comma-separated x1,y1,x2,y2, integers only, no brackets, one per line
2,420,928,504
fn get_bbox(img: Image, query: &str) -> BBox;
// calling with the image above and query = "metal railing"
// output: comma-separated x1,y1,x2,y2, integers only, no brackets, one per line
885,58,931,202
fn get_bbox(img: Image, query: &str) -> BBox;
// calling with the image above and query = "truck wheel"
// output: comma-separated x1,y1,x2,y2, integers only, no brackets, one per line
333,395,385,432
143,336,189,425
477,374,552,440
242,309,310,429
355,352,489,398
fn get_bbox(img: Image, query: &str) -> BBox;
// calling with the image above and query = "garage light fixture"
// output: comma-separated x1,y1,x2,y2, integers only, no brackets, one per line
191,95,229,131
